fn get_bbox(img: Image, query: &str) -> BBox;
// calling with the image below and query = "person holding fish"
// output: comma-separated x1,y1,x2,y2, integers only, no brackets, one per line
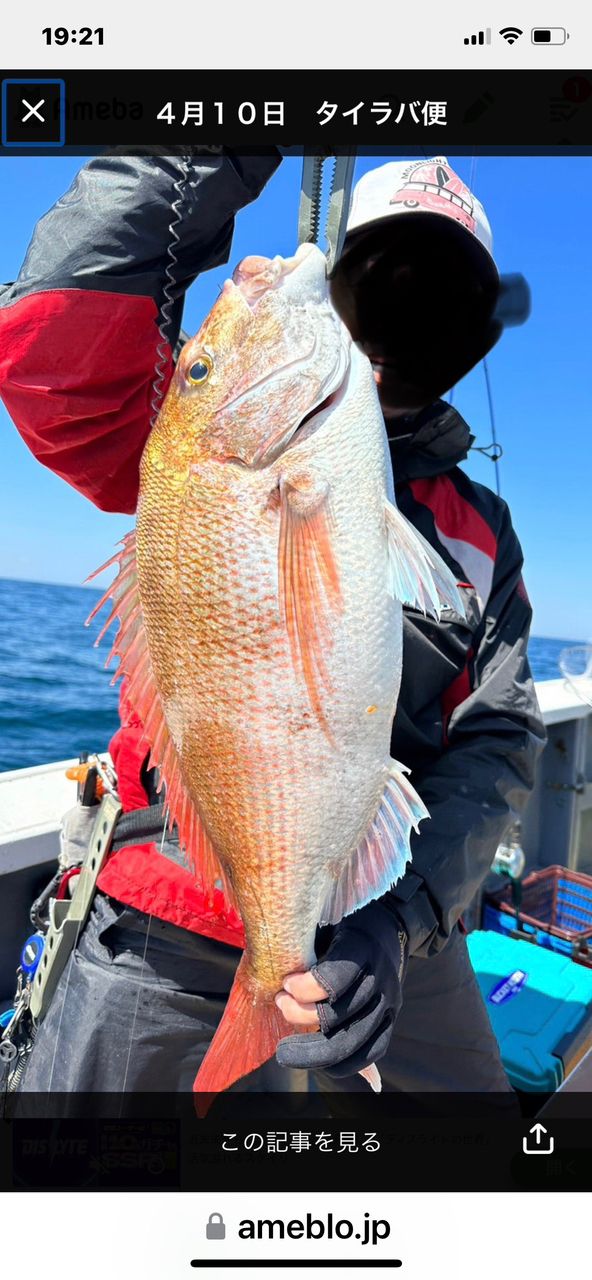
0,153,546,1095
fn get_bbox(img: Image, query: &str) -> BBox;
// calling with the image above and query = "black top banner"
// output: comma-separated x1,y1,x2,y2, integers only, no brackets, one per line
1,69,592,153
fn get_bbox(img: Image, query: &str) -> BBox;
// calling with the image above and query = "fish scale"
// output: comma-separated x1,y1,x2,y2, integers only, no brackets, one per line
88,242,464,1096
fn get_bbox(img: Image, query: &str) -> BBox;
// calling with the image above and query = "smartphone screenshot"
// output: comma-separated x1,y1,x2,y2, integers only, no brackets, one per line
1,7,591,1276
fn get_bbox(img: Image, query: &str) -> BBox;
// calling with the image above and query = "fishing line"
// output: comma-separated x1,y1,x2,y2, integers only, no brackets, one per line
469,151,478,196
46,904,90,1092
160,806,170,854
119,913,153,1105
118,803,171,1103
386,431,414,443
457,154,504,496
482,356,502,496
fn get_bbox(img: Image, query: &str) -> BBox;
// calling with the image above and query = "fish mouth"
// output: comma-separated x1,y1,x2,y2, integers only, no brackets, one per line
284,360,351,454
252,340,351,467
217,244,350,469
232,243,317,305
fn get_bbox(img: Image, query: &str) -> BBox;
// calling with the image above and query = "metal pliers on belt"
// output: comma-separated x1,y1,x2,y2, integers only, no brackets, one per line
298,153,357,274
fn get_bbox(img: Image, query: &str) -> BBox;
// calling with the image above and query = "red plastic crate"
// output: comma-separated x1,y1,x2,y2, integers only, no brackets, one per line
484,865,592,967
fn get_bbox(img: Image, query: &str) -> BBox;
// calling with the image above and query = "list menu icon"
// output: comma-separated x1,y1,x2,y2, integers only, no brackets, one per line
1,79,66,147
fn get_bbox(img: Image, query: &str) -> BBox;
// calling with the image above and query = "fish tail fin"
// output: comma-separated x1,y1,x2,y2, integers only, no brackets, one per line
194,956,292,1099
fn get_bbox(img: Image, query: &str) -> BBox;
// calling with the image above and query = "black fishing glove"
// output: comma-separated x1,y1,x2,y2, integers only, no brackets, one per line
275,900,408,1078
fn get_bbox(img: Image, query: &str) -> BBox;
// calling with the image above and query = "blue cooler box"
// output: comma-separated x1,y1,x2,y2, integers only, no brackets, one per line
468,929,592,1090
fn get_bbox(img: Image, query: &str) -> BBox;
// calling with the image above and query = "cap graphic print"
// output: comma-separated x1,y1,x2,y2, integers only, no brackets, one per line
346,157,494,259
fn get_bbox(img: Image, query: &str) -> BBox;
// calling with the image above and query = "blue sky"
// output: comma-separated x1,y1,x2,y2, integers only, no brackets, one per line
0,154,590,640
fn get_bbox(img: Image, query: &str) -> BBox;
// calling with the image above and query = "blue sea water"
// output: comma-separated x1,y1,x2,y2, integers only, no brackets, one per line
0,578,120,773
0,577,585,773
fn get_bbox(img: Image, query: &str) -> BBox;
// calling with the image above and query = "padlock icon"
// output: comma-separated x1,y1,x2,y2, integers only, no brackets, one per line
206,1212,226,1240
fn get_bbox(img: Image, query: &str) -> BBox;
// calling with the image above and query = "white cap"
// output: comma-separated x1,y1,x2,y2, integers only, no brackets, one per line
345,157,495,263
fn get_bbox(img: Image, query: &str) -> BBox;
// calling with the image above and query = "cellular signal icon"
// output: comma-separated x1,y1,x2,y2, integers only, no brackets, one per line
499,26,523,44
464,29,491,45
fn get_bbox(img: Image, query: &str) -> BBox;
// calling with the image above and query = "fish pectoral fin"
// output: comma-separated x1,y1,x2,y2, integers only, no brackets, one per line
86,531,238,915
319,760,429,926
385,499,465,619
278,470,342,738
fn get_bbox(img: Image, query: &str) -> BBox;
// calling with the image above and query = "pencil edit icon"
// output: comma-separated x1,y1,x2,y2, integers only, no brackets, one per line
463,91,495,124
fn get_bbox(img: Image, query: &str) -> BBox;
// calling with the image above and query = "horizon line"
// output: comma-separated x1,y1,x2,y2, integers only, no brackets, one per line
0,575,588,646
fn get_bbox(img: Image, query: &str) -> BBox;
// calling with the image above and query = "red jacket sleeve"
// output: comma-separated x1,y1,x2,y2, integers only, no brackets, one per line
0,152,281,513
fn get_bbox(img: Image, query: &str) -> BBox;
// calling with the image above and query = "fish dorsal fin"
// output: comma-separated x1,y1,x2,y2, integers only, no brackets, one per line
385,499,465,618
319,761,428,926
86,532,238,912
278,471,342,740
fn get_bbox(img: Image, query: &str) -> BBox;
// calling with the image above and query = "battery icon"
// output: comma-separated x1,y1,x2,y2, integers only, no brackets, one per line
531,27,569,43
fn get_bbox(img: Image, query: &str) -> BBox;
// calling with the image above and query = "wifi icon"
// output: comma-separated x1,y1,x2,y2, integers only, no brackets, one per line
499,26,523,44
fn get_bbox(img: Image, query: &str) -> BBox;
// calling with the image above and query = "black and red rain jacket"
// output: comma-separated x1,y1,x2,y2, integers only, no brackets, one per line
0,155,547,957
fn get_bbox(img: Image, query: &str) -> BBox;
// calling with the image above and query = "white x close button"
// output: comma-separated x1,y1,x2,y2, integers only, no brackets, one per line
1,78,65,147
21,98,46,123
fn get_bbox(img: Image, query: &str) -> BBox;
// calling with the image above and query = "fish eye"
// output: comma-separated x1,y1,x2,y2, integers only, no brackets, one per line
187,354,213,385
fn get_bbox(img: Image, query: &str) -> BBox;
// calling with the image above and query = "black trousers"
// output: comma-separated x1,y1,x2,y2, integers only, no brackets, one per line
21,892,512,1094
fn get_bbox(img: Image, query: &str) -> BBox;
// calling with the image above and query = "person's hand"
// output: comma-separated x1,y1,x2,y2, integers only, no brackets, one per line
275,901,408,1078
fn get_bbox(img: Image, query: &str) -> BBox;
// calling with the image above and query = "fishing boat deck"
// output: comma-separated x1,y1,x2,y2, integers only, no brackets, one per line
1,677,592,1004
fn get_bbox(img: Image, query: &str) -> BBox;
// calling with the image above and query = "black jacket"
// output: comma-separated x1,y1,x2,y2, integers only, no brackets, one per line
388,403,546,954
0,154,547,957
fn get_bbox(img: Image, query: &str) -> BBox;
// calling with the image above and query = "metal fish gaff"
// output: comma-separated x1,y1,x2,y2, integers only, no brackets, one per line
88,244,463,1096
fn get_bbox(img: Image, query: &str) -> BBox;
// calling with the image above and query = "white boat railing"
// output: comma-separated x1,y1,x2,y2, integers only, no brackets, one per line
0,677,591,875
0,755,112,873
